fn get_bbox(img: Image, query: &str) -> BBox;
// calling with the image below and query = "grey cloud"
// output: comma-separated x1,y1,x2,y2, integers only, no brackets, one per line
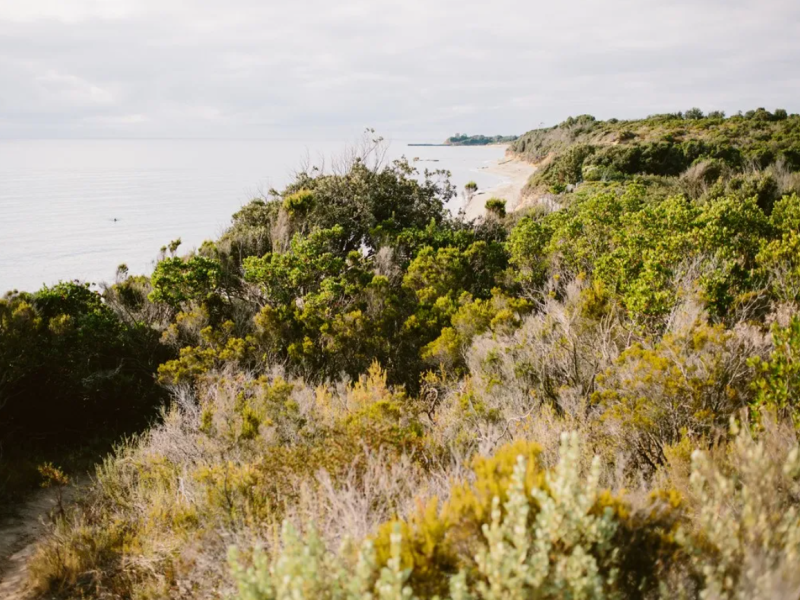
0,0,798,139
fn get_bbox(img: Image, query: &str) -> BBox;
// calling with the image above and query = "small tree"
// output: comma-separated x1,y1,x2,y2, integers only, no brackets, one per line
685,107,705,120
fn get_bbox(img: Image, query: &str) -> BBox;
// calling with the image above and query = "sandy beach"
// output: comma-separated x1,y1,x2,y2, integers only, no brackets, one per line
462,153,537,220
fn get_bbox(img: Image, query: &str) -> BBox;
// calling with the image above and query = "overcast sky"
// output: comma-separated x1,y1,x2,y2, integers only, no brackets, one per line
1,0,798,140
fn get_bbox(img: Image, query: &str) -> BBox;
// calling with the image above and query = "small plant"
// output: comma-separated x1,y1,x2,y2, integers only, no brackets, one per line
228,521,411,600
38,462,70,520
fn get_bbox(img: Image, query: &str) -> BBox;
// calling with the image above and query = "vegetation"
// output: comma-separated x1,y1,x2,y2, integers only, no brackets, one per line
2,115,800,599
510,109,800,196
446,134,518,146
0,281,168,503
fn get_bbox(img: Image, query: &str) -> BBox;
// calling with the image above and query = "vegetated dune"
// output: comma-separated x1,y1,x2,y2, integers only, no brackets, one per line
3,111,800,599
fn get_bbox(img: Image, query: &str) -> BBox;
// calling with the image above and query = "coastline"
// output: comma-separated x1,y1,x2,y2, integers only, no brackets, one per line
462,152,537,220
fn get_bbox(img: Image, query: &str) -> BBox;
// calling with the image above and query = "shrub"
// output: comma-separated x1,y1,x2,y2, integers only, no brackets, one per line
677,419,800,599
230,433,680,599
749,316,800,428
150,255,224,309
596,310,765,471
484,198,506,218
0,282,166,453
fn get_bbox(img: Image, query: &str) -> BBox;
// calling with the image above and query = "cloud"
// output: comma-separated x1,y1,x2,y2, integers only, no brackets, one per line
0,0,798,139
36,71,115,106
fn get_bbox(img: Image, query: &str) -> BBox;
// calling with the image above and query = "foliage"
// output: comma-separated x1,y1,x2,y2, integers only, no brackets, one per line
7,120,800,599
677,419,800,599
228,433,683,600
446,134,518,146
511,109,800,186
749,316,800,428
150,255,224,309
0,282,166,456
484,198,506,219
596,314,764,471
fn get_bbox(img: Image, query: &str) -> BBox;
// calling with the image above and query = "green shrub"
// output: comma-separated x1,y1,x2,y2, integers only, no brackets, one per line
749,316,800,428
282,188,315,216
484,198,506,218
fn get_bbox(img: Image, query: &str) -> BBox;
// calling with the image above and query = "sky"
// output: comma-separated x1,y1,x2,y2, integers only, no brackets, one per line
0,0,799,140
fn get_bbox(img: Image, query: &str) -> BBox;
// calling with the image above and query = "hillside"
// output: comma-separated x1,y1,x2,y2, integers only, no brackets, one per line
510,108,800,195
2,116,800,599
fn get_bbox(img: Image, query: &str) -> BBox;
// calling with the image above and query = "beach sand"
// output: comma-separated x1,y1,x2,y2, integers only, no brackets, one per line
462,153,537,220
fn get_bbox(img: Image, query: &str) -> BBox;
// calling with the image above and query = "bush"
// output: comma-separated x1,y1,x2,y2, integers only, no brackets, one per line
0,282,166,452
596,312,765,471
677,419,800,598
15,119,800,599
749,316,800,428
282,188,315,216
685,107,705,120
229,433,682,599
484,198,506,218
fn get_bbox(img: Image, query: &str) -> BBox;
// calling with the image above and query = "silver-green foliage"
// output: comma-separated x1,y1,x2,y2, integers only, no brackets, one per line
228,521,411,600
229,433,620,600
229,428,800,600
474,432,619,600
677,421,800,600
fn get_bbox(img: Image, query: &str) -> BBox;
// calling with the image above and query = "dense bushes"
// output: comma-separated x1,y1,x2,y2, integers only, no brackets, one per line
0,281,169,502
223,421,800,600
4,122,800,599
0,282,167,449
512,109,800,193
151,156,510,392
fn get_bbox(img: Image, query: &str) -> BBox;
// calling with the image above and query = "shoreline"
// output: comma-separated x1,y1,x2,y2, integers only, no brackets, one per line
462,153,537,220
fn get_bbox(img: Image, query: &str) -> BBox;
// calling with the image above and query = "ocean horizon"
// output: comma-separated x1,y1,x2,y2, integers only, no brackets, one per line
0,138,507,292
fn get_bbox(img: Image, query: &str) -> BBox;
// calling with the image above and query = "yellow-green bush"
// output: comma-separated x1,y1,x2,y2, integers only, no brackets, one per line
229,433,685,600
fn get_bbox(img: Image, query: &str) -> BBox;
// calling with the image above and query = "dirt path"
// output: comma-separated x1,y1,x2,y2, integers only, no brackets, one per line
0,485,76,600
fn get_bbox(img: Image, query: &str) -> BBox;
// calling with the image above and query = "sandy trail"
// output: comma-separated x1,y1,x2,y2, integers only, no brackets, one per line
463,154,537,220
0,485,77,600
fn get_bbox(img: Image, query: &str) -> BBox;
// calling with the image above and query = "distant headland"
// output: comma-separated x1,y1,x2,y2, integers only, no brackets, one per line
409,133,518,147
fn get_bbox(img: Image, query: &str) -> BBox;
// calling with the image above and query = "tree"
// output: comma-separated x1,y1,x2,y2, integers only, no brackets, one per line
685,107,705,120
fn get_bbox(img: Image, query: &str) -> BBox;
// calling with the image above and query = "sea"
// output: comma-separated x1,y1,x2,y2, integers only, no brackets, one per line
0,139,507,293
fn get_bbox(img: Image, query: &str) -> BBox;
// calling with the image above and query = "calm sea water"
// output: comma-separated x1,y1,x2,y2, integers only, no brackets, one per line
0,139,506,292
